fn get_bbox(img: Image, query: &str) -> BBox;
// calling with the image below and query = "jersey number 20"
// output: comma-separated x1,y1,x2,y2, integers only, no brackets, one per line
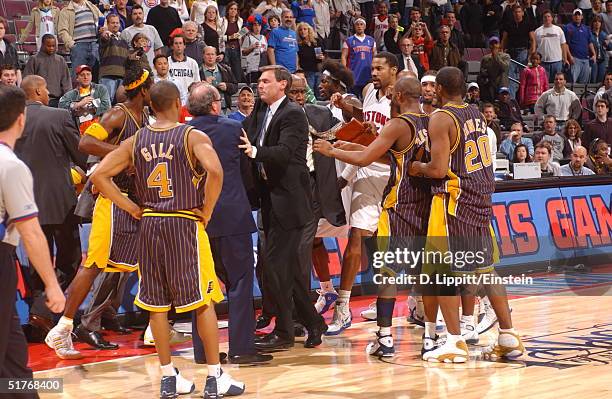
464,136,492,173
147,162,174,198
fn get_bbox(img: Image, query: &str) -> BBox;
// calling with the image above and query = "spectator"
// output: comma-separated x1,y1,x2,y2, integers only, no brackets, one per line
499,121,534,159
383,14,402,55
534,141,561,176
292,0,316,27
141,0,160,19
445,11,465,56
121,5,164,71
200,46,238,111
583,98,612,145
466,82,482,108
560,146,595,176
146,0,182,46
483,0,503,40
535,9,568,82
329,0,360,49
202,5,222,53
460,0,485,48
269,10,299,72
313,0,330,45
593,0,604,15
429,25,464,72
578,0,594,25
407,21,433,71
478,36,510,102
593,71,612,113
57,0,102,77
167,34,200,104
500,0,520,28
107,0,132,31
20,0,60,50
512,143,533,163
220,2,244,82
357,0,375,27
521,0,540,28
396,36,422,77
23,34,71,108
59,65,111,132
408,7,422,27
562,119,583,158
534,115,565,161
370,1,389,50
590,15,610,84
518,52,548,111
0,65,18,86
181,22,206,66
98,14,129,103
0,18,22,85
255,0,290,19
297,22,324,97
534,72,581,127
242,14,268,85
483,102,502,143
295,69,317,103
494,86,524,130
501,5,536,100
586,139,612,174
602,1,612,34
152,53,172,82
228,85,255,121
564,9,596,84
191,0,218,25
169,0,190,22
341,18,375,95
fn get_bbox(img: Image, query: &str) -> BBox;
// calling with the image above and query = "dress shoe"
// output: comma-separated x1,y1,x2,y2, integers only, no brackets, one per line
74,325,119,350
195,352,228,364
255,315,272,330
254,333,294,350
304,320,328,348
228,353,273,364
28,314,55,335
101,318,132,335
294,322,305,337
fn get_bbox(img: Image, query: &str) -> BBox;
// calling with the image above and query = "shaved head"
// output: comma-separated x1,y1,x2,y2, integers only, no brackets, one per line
20,75,46,97
150,81,181,112
397,70,417,80
395,77,422,99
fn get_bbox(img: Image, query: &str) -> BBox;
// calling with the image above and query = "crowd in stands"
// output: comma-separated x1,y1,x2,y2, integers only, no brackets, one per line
0,0,611,176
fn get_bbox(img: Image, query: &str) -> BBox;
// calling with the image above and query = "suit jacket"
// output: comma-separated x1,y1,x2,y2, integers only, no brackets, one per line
189,114,256,238
397,53,424,78
243,97,313,230
15,102,87,225
304,103,346,227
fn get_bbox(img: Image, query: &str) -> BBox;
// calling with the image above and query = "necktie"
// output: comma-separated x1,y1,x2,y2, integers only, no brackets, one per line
258,109,270,147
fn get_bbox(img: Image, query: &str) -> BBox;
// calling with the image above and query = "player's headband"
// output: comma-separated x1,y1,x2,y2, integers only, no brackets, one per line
322,70,347,90
125,70,149,91
420,75,436,84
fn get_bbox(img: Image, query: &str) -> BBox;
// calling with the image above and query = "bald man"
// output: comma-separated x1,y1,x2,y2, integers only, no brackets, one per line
14,75,86,334
560,146,595,176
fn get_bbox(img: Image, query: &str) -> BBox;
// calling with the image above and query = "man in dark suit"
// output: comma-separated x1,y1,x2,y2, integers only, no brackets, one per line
239,65,326,349
397,36,424,78
15,75,87,332
187,83,272,364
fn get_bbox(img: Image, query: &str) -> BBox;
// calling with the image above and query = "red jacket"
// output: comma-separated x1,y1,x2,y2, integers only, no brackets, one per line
518,65,548,107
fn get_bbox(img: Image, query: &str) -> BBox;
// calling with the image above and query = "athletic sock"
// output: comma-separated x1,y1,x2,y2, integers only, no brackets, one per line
425,322,436,338
378,326,391,336
338,289,351,305
445,333,463,344
320,280,335,293
207,364,221,378
58,316,74,330
161,363,177,377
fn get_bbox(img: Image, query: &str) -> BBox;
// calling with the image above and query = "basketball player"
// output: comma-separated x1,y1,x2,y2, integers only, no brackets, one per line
90,81,244,398
314,77,435,356
324,52,396,335
410,67,524,363
45,62,153,359
420,72,437,114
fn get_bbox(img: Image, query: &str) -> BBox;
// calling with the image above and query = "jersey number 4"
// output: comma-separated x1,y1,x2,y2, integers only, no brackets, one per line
147,162,174,198
465,136,492,173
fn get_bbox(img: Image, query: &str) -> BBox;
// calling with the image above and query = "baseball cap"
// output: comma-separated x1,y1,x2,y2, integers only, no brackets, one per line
75,65,92,75
488,36,500,45
498,87,510,94
467,82,479,91
573,9,582,15
239,85,254,95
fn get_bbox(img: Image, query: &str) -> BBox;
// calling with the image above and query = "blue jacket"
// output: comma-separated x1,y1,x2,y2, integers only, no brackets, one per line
189,114,256,238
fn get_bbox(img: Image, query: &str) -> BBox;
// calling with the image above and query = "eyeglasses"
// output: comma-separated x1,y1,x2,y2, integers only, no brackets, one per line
289,89,306,94
213,98,222,102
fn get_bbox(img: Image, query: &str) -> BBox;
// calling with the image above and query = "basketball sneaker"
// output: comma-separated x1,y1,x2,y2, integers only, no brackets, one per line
460,319,479,344
314,290,339,314
421,333,442,356
476,299,498,334
325,301,352,335
160,375,177,399
45,325,83,360
481,330,525,361
144,324,191,346
203,370,245,398
360,302,377,321
366,332,395,357
174,369,195,395
407,301,425,327
422,335,469,363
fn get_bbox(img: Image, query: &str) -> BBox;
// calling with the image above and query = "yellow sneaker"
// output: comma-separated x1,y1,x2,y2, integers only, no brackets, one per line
422,336,469,363
481,331,525,361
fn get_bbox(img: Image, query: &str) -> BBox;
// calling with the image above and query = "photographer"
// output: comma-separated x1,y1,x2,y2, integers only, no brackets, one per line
58,65,111,132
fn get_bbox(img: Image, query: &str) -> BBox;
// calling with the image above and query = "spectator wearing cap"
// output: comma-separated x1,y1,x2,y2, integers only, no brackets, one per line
518,52,548,112
535,9,568,82
341,17,376,96
59,65,111,132
534,71,581,128
499,121,534,159
242,14,268,85
146,0,182,46
501,5,536,100
466,82,482,108
560,146,595,176
268,9,299,73
533,115,565,161
429,25,463,72
98,14,129,103
228,86,255,122
583,98,612,145
564,9,597,84
200,46,238,111
494,86,524,130
478,36,510,102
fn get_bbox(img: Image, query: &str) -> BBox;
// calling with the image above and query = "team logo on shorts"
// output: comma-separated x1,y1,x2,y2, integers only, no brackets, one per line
206,281,214,294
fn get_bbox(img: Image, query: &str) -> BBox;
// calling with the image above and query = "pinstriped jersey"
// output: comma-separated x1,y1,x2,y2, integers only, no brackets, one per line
110,103,147,193
382,111,431,210
431,103,494,226
133,123,205,211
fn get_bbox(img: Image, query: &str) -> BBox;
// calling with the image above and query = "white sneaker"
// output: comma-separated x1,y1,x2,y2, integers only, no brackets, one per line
45,325,83,360
365,332,395,357
360,302,377,321
481,330,525,361
325,301,352,336
314,290,339,314
173,369,195,395
476,300,498,334
204,370,245,398
460,321,479,344
144,324,191,346
421,333,441,356
422,336,469,363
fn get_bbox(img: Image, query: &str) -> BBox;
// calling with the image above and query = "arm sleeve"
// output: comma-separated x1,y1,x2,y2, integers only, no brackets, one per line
1,161,39,223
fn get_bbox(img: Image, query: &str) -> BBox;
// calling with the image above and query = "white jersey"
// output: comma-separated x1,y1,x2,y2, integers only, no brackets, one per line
373,15,389,49
167,55,200,104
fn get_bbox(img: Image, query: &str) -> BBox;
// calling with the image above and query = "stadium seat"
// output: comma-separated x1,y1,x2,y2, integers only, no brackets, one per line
465,48,482,62
3,1,29,18
27,1,37,12
466,60,480,82
14,19,28,38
